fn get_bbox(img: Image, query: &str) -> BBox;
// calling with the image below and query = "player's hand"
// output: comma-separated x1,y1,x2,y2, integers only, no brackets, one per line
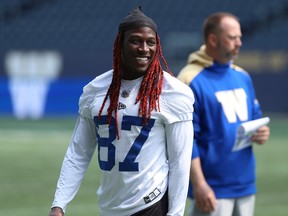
252,125,270,145
49,207,64,216
193,181,216,212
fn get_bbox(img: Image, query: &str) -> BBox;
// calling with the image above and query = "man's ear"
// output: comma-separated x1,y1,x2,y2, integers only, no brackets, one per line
208,34,217,47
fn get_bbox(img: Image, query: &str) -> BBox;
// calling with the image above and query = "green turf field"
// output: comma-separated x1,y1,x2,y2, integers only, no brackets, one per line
0,114,287,216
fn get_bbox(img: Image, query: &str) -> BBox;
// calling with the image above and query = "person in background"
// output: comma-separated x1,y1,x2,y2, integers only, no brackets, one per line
177,12,270,216
49,6,194,216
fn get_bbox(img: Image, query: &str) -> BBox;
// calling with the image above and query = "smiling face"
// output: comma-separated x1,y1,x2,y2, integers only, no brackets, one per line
121,27,157,80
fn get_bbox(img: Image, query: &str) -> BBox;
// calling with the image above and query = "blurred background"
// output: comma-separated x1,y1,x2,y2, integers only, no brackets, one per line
0,0,287,216
0,0,288,117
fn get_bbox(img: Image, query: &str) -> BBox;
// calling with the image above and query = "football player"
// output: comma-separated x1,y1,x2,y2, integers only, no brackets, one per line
49,6,194,216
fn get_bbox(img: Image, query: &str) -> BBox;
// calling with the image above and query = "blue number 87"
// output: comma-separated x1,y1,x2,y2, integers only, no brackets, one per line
94,115,155,172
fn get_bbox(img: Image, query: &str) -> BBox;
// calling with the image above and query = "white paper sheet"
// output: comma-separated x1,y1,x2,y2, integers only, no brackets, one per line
232,117,270,152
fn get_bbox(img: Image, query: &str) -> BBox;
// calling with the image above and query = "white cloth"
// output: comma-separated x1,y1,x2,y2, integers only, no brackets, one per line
52,70,194,216
232,117,270,151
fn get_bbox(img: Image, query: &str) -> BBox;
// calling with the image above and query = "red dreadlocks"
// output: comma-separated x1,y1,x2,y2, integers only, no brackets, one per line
98,32,172,139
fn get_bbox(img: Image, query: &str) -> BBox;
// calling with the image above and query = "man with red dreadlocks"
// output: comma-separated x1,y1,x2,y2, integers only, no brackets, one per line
49,6,194,216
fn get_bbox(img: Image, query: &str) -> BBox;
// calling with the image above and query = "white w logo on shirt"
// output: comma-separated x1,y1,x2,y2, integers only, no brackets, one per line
215,88,248,123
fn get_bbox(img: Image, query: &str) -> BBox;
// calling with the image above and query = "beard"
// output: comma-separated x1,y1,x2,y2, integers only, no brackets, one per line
217,44,240,62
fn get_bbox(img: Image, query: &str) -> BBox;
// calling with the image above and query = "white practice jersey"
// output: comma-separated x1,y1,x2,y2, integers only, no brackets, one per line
52,70,194,216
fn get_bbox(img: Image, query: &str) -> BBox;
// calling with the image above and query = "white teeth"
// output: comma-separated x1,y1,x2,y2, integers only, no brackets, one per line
135,57,148,61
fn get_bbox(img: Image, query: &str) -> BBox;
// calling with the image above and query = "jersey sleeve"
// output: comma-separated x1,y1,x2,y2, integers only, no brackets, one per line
166,121,194,215
78,71,112,119
51,115,97,212
78,80,97,119
161,75,194,124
